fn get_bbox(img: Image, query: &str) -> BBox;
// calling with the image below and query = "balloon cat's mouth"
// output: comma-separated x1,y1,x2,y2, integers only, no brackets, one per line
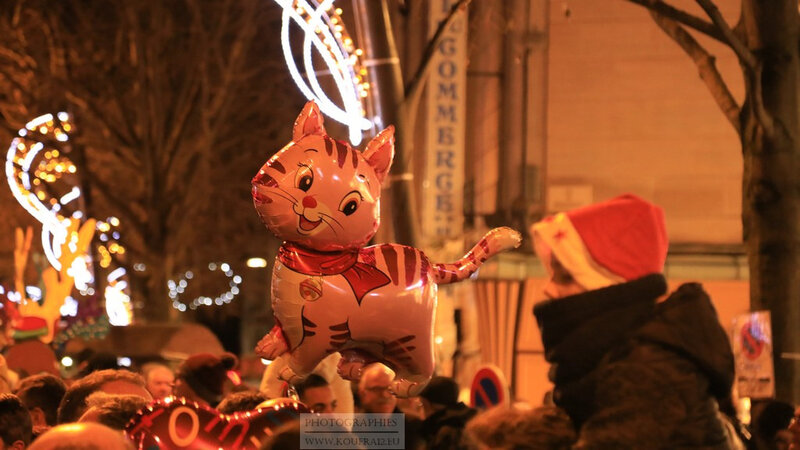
298,214,322,232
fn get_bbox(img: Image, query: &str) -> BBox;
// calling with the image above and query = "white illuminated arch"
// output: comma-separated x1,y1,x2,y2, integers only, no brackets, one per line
275,0,371,144
6,113,133,326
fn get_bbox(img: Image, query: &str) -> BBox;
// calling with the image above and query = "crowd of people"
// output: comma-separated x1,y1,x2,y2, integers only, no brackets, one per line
0,348,571,449
1,194,799,449
0,348,796,449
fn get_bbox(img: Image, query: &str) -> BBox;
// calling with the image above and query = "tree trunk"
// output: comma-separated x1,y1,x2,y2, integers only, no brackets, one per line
743,116,800,403
142,260,170,322
741,0,800,403
141,149,171,322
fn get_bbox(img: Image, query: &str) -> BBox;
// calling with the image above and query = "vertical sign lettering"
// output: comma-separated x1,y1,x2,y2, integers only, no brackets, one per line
424,0,467,240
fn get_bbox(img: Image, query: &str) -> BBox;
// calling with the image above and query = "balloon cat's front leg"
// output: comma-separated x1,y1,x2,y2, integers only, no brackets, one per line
278,311,331,385
255,324,289,360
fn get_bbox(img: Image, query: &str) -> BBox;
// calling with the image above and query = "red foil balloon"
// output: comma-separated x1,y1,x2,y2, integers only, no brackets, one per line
125,396,308,450
252,101,522,397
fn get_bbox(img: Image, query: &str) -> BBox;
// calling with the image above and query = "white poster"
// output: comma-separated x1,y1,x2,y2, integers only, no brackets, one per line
423,0,467,241
732,311,775,399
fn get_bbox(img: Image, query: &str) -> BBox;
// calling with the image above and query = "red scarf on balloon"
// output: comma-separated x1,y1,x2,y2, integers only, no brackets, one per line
278,243,391,304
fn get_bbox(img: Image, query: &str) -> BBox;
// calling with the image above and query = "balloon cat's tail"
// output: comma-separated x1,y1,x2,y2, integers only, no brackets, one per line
431,227,522,284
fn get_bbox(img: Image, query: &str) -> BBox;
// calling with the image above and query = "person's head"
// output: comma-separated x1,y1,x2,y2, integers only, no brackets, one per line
530,194,668,300
174,352,237,407
295,374,337,414
418,376,459,418
141,363,174,399
28,422,132,450
465,404,576,450
752,400,795,450
0,394,31,450
77,392,148,431
15,373,67,428
77,352,120,378
216,390,270,415
357,364,395,414
57,369,151,424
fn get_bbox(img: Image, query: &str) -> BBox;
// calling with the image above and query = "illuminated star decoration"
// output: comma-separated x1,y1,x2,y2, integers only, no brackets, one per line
275,0,372,144
168,262,242,313
5,112,133,326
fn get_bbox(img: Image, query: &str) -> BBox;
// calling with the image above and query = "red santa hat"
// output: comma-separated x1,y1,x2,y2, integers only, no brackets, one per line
530,194,668,290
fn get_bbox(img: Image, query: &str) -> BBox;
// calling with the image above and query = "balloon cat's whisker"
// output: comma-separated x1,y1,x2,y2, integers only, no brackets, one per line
262,188,298,206
276,187,299,204
318,216,340,235
318,212,343,230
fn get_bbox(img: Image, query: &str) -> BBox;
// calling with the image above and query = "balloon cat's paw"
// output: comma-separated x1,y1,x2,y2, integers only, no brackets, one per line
337,358,366,381
255,328,288,360
391,378,426,399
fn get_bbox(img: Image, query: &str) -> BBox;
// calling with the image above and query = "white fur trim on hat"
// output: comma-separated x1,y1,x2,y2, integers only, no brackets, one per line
531,213,625,290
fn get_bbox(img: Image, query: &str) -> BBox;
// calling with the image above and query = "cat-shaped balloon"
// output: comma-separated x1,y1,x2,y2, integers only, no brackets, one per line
252,101,521,397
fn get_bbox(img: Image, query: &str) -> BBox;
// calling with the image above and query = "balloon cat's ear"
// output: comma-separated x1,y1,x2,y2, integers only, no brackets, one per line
363,126,395,184
293,101,327,142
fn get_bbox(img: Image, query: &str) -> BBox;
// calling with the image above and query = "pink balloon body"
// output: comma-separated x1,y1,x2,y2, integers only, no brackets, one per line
252,101,521,397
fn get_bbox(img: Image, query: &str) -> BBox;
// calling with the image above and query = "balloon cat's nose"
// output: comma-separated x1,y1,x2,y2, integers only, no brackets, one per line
302,196,317,208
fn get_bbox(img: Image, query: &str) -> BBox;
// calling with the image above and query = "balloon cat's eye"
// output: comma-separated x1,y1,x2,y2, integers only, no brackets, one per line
339,191,362,216
296,165,313,192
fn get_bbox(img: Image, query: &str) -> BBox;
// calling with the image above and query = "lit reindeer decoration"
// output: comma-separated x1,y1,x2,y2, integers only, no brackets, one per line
11,219,95,343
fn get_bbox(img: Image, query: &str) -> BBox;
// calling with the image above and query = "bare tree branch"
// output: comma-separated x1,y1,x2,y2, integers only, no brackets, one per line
695,0,757,68
624,0,726,43
693,0,774,135
84,167,146,232
162,80,201,174
63,89,136,149
76,136,141,169
648,11,742,134
746,59,777,138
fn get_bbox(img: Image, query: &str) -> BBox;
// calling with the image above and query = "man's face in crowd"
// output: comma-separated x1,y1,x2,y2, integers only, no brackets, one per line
301,385,337,414
359,370,396,414
543,254,587,299
146,366,175,399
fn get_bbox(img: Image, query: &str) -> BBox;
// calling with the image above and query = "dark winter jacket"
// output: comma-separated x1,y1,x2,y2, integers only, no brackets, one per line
533,274,736,449
419,402,477,450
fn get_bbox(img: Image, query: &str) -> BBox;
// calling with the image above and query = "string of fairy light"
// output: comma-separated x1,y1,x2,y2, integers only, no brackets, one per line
168,262,242,312
5,112,133,326
276,0,372,144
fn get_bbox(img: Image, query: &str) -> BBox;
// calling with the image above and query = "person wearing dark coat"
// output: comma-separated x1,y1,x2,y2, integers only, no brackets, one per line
418,376,477,450
530,194,737,449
